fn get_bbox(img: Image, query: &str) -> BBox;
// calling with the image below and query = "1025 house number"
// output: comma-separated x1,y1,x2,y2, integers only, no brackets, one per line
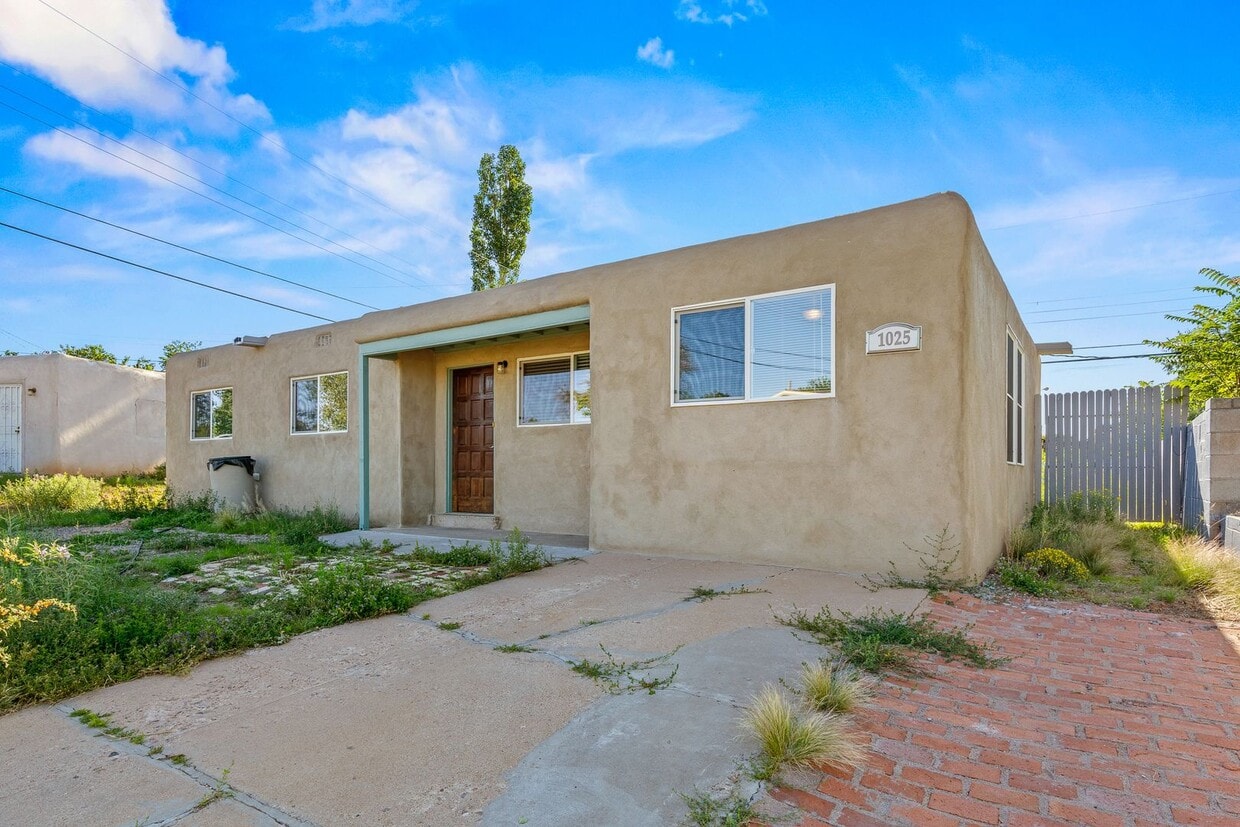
866,323,922,354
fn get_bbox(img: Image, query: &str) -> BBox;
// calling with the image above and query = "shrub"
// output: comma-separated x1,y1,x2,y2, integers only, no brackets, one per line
1024,548,1090,582
996,557,1058,596
1164,535,1240,615
744,686,865,777
0,474,103,513
798,661,872,714
99,485,166,513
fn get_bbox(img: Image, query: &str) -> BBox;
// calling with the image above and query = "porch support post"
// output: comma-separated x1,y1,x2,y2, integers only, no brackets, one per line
358,352,371,530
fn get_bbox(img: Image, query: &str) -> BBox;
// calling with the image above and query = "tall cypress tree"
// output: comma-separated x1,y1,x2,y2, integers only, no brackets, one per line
469,144,533,291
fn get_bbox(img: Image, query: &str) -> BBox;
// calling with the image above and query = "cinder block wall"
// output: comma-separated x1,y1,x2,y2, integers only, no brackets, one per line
1185,399,1240,538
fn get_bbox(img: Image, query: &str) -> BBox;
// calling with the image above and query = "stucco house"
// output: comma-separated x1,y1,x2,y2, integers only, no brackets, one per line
165,193,1039,579
0,353,166,476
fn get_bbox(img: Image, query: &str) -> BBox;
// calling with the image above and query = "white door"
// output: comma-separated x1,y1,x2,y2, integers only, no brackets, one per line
0,385,20,473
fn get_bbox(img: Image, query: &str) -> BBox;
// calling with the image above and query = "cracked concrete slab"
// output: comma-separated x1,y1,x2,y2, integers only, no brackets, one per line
0,551,924,826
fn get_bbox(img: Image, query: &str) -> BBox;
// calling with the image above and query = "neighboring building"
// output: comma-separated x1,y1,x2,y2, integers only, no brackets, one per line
165,193,1039,579
0,353,166,476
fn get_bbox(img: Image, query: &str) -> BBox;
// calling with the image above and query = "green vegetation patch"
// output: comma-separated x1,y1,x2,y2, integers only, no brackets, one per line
780,606,1003,674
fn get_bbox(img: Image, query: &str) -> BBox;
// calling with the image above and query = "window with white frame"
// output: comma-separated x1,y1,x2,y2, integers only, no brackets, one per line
292,372,348,434
674,284,834,403
519,353,590,425
1006,332,1025,465
191,388,233,440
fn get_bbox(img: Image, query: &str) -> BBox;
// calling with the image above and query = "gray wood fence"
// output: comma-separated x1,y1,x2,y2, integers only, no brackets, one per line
1043,385,1189,522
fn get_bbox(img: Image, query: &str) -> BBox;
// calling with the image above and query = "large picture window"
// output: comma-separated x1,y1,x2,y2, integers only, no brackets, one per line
674,284,834,404
292,372,348,434
191,388,233,440
519,353,591,425
1006,332,1025,465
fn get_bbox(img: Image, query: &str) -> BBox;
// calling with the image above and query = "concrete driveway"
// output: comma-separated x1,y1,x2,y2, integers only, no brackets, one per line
0,548,923,826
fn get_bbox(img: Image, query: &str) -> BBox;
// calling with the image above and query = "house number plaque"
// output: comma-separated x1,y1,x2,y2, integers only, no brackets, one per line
866,322,922,354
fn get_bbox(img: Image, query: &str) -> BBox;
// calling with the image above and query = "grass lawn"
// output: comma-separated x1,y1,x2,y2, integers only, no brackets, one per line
0,474,551,714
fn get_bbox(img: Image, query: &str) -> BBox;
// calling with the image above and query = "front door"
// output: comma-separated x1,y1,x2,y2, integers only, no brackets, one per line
0,385,21,473
451,366,494,513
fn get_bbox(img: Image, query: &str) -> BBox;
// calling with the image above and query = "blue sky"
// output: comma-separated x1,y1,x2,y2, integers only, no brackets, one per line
0,0,1237,392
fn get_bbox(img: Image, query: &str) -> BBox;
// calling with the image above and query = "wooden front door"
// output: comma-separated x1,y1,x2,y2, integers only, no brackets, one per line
451,366,494,513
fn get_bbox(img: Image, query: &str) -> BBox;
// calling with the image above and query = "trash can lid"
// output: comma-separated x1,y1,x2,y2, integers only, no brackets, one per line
207,455,256,474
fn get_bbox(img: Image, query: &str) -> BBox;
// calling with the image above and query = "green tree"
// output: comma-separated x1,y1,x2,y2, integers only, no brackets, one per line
59,344,119,364
469,144,533,291
160,340,202,370
1146,268,1240,415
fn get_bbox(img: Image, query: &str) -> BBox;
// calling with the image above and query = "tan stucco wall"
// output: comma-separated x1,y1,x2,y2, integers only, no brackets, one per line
0,353,166,476
164,193,1038,577
165,328,403,524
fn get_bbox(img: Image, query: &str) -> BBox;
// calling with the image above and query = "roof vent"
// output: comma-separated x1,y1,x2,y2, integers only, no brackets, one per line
234,336,269,348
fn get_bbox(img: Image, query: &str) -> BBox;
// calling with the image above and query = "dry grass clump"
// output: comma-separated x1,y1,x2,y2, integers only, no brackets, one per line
798,661,873,714
1164,534,1240,616
744,686,866,777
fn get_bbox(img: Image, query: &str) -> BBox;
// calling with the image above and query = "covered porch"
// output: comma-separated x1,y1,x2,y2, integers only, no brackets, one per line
356,304,592,533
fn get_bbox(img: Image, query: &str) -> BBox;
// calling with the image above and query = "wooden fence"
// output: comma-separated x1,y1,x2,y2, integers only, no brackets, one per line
1043,385,1189,522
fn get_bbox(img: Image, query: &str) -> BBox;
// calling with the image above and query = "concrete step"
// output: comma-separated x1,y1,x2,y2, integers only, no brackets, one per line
427,512,501,530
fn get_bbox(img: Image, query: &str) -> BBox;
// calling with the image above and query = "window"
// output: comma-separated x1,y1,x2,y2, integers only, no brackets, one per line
519,353,591,425
191,388,232,440
292,372,348,434
674,284,834,403
1006,332,1025,465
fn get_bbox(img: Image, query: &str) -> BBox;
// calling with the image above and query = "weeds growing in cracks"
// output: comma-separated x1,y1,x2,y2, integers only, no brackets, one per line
569,644,680,694
779,605,1004,674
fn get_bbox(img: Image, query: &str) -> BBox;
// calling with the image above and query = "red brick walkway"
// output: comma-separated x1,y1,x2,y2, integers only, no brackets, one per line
767,594,1240,826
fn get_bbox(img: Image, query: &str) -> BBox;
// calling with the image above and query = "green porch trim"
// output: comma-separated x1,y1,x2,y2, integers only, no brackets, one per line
357,304,591,530
358,351,370,529
359,305,591,358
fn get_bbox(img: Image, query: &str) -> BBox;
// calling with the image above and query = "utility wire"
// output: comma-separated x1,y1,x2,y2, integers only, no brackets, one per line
1023,286,1191,305
1071,342,1147,350
0,66,436,280
1028,308,1189,324
0,185,379,311
0,219,335,323
984,187,1240,231
1044,352,1172,363
0,94,426,290
33,0,419,225
0,325,45,351
0,99,424,288
1025,297,1190,315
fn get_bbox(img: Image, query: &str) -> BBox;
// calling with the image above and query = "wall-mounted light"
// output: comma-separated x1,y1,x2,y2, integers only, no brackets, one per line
26,387,36,396
496,360,509,374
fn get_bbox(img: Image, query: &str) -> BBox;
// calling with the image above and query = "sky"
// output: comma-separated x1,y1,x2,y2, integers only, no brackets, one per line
0,0,1237,393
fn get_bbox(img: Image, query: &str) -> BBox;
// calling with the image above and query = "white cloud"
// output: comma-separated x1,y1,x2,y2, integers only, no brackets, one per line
288,0,422,32
637,37,675,69
979,175,1240,288
0,0,268,126
24,127,200,185
676,0,768,26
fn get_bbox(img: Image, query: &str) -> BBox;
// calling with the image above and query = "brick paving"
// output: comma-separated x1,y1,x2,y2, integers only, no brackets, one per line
766,593,1240,826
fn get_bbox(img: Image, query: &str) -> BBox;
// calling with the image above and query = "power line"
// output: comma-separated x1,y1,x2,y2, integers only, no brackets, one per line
1025,297,1189,316
1028,308,1189,324
0,325,45,351
1044,352,1171,364
0,219,335,323
33,0,420,225
0,66,436,280
1071,342,1147,350
0,185,379,311
1022,286,1192,305
984,186,1240,232
0,97,430,290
